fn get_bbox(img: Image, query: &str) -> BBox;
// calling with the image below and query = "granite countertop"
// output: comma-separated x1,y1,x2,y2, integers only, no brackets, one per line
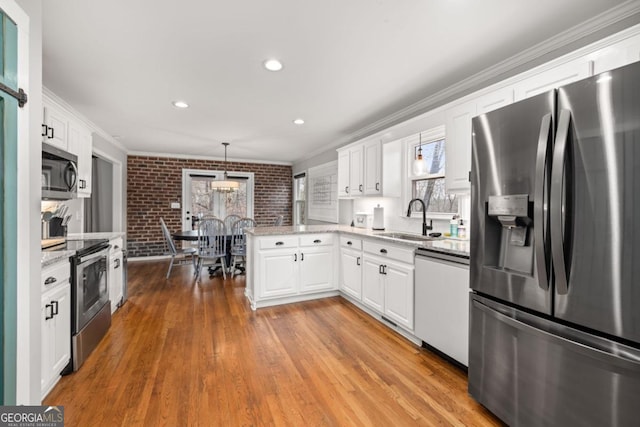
246,225,470,259
41,250,75,268
66,231,125,240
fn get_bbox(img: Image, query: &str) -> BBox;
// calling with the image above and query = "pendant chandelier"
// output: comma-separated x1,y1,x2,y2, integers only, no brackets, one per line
210,142,239,192
413,132,427,175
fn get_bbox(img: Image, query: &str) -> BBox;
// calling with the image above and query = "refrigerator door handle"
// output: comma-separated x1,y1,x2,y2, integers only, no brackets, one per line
534,113,552,290
473,299,640,368
551,109,571,295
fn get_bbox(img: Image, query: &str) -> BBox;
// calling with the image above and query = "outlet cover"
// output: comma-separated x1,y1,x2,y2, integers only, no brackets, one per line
171,202,181,209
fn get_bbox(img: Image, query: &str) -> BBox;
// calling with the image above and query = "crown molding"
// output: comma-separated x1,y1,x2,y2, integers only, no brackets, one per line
43,86,128,152
345,0,640,143
127,150,293,166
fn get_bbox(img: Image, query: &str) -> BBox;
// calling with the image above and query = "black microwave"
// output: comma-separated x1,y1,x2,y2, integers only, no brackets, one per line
42,142,78,200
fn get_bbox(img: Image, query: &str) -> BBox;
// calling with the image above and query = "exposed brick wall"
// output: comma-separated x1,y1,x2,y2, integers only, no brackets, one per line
127,155,292,257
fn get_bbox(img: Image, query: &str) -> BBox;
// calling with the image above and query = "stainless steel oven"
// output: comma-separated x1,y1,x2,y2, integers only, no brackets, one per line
70,240,111,371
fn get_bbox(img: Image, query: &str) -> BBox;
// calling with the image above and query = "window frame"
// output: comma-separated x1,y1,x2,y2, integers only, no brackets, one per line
403,126,458,220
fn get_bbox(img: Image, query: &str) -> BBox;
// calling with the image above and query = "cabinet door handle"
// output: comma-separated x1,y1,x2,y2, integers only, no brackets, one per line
45,303,54,320
115,258,121,269
359,184,363,192
380,248,387,254
301,253,304,261
294,253,297,262
346,241,352,246
345,186,349,194
384,265,387,275
313,239,321,244
356,256,360,266
42,124,48,137
375,182,380,191
379,264,384,274
44,276,57,285
47,127,54,139
275,241,284,246
52,300,59,316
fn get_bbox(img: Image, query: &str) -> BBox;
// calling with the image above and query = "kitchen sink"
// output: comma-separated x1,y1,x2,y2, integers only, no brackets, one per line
374,232,438,242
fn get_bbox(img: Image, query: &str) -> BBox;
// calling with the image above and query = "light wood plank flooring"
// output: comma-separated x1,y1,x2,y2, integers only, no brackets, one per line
45,260,501,426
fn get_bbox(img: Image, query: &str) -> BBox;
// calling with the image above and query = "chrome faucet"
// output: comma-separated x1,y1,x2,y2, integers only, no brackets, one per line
407,198,433,236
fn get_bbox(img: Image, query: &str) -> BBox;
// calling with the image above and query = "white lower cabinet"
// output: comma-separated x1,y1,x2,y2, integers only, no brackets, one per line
340,247,362,300
41,261,71,399
258,248,298,298
361,240,415,331
250,233,337,307
108,236,124,313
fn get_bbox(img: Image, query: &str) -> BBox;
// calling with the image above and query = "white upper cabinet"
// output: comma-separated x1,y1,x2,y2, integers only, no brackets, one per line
337,149,351,197
476,87,515,116
514,58,593,101
363,140,382,195
43,97,94,197
349,145,364,197
67,120,93,197
338,139,385,198
592,33,640,74
445,100,476,193
43,105,68,150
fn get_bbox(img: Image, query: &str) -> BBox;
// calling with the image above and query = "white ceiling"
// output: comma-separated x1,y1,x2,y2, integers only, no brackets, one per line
42,0,633,163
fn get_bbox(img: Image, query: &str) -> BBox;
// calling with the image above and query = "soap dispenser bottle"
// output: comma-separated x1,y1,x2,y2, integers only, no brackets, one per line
450,215,459,238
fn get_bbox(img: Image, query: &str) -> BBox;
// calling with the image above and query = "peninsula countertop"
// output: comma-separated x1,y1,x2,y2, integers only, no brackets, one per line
245,225,470,259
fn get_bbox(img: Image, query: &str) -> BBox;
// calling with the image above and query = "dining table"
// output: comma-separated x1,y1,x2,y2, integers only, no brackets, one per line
171,230,242,276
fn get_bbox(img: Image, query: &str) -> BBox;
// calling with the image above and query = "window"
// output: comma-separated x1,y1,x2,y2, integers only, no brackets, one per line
293,173,306,225
408,129,458,215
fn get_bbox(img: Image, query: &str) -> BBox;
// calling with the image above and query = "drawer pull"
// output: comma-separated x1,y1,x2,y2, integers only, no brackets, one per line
44,277,57,285
45,303,54,320
380,248,388,254
347,241,352,246
313,239,321,244
275,241,284,246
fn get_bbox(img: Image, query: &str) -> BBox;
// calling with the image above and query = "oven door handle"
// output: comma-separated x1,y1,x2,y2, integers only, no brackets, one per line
78,249,109,265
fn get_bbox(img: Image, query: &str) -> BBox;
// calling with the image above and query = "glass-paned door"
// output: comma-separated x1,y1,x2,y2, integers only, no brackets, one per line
182,170,254,230
0,8,19,404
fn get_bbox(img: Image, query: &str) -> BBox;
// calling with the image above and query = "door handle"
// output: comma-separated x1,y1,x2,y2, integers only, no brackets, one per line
356,256,360,266
379,264,384,274
294,253,297,262
375,182,380,191
41,124,48,137
359,184,363,192
551,109,571,295
345,186,349,194
534,113,552,291
47,127,54,139
301,253,304,261
52,300,59,316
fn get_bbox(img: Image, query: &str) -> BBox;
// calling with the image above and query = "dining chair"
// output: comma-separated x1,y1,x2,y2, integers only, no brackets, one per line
195,218,227,280
274,215,284,226
229,217,257,278
224,214,241,234
160,218,197,279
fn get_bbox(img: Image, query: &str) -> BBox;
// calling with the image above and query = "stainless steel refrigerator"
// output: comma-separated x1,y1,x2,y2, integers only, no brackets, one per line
469,61,640,426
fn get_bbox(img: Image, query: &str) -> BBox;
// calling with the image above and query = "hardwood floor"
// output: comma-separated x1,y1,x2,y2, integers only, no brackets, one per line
45,260,500,426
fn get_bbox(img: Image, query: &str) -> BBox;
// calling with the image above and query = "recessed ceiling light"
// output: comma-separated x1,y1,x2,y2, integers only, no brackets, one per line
263,59,283,71
172,100,189,108
293,118,305,125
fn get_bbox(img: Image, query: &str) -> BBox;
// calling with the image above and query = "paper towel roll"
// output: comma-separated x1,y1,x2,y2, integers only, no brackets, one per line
372,205,385,230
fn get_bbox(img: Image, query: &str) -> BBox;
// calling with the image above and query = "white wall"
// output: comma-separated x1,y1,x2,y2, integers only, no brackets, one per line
14,0,42,405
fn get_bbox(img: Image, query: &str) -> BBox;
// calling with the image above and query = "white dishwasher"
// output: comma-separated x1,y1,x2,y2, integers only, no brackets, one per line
414,249,470,367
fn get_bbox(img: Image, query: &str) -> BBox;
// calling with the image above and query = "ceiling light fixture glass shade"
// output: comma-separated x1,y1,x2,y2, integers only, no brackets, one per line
413,133,427,175
263,59,283,71
172,100,189,108
210,142,239,192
